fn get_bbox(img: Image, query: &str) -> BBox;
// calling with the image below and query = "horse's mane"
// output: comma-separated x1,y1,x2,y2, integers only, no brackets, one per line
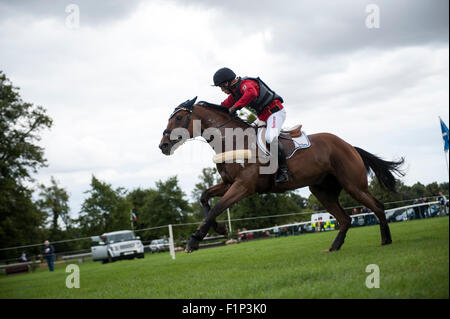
196,101,251,127
196,101,230,113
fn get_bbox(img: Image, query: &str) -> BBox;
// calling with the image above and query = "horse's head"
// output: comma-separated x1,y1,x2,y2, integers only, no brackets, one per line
159,96,197,155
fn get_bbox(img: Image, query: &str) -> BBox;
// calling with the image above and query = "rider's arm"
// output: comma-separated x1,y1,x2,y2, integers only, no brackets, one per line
221,94,235,108
234,80,259,110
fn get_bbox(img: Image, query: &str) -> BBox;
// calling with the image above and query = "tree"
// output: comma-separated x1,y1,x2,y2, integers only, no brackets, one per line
129,176,193,241
191,167,221,219
230,192,305,231
0,71,52,184
37,176,71,233
77,176,132,236
0,180,47,260
0,71,52,260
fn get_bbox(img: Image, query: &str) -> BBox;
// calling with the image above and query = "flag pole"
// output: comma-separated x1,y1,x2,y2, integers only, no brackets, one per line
130,209,134,231
444,150,449,179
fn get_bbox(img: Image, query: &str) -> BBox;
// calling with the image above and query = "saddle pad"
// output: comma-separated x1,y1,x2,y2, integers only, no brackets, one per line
257,127,311,159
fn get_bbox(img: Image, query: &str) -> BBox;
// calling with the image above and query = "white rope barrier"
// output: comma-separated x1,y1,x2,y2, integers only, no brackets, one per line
0,198,445,252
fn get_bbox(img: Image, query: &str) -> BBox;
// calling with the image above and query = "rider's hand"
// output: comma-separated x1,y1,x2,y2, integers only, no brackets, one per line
228,106,237,114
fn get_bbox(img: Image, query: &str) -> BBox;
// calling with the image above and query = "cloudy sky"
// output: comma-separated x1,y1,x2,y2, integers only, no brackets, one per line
1,0,448,220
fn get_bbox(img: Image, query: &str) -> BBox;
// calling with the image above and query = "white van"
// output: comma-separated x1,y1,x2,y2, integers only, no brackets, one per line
91,230,144,264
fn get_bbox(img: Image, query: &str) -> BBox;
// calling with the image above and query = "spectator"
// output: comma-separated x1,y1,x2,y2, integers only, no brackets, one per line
320,221,325,232
20,251,27,262
273,224,280,237
423,197,430,218
43,240,55,272
413,199,421,219
438,192,448,216
241,228,248,241
418,198,425,219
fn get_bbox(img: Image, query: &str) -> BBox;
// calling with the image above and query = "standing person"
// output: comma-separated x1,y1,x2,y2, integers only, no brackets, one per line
438,192,448,216
422,197,430,218
273,224,280,237
413,199,420,219
212,67,289,183
418,198,425,219
43,240,55,272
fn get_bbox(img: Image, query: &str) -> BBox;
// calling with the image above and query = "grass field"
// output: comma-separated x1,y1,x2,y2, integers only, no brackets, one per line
0,217,448,299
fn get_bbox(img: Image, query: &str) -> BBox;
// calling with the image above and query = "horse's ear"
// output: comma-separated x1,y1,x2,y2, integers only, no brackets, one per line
189,96,198,108
177,96,197,110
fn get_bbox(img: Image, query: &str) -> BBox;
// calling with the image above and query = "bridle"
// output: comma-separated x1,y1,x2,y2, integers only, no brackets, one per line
162,104,242,145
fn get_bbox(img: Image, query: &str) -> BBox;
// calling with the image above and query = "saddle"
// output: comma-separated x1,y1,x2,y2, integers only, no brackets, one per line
211,124,311,164
257,124,311,159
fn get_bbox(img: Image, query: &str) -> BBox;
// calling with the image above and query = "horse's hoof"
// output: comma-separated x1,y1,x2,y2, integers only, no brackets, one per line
321,249,331,253
381,240,392,246
185,236,200,253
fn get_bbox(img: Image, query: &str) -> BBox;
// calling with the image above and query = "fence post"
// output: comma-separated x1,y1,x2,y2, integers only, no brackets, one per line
227,208,232,235
168,224,175,260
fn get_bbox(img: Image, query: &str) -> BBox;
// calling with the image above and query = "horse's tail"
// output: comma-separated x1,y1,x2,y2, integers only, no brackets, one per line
354,147,405,193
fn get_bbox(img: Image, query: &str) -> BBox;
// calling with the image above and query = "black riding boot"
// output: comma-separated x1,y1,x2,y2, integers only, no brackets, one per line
275,140,289,184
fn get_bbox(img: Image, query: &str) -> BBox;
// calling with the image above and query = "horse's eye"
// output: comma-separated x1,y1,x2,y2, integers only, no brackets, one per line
176,115,183,121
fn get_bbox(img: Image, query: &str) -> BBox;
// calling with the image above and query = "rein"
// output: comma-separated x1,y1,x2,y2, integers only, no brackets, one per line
163,105,250,142
163,103,264,161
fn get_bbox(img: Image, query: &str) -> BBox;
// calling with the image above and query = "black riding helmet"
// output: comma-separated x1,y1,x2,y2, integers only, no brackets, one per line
213,67,236,86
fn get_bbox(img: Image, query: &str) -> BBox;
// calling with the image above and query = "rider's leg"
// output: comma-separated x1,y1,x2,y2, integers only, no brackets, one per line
265,109,289,183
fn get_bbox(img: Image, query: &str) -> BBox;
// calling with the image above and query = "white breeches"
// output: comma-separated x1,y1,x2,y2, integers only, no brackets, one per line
265,108,286,144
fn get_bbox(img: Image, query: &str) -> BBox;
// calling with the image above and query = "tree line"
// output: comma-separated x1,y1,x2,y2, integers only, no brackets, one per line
1,70,448,261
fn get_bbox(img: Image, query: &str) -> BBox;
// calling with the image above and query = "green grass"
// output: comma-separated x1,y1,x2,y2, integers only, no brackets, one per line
0,217,448,299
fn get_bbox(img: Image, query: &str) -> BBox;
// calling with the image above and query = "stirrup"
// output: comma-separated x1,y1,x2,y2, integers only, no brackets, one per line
275,168,289,183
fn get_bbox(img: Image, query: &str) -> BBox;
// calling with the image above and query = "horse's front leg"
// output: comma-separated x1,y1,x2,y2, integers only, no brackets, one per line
186,181,251,253
200,182,231,235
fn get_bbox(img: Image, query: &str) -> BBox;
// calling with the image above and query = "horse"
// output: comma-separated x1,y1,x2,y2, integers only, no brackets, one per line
159,97,405,253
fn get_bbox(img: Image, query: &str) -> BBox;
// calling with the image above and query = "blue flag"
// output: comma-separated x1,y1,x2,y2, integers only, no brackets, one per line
440,117,449,151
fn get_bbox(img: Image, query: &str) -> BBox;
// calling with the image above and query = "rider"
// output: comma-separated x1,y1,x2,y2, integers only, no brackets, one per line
212,67,289,183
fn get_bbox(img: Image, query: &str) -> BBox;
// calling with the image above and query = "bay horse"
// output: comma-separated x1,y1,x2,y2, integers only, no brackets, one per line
159,98,404,253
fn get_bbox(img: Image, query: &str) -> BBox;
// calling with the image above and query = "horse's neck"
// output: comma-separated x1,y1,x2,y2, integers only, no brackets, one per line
195,106,250,154
196,106,247,130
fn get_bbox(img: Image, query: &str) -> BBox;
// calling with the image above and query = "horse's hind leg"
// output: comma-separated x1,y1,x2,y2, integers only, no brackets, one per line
345,187,392,245
309,175,351,252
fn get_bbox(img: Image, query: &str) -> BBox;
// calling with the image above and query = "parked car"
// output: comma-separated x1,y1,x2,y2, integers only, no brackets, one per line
91,230,144,264
149,239,170,253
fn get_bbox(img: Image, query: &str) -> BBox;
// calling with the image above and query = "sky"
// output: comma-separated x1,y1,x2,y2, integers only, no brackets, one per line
0,0,448,222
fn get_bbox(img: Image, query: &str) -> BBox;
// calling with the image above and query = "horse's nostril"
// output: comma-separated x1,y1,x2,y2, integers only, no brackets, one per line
160,142,169,150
